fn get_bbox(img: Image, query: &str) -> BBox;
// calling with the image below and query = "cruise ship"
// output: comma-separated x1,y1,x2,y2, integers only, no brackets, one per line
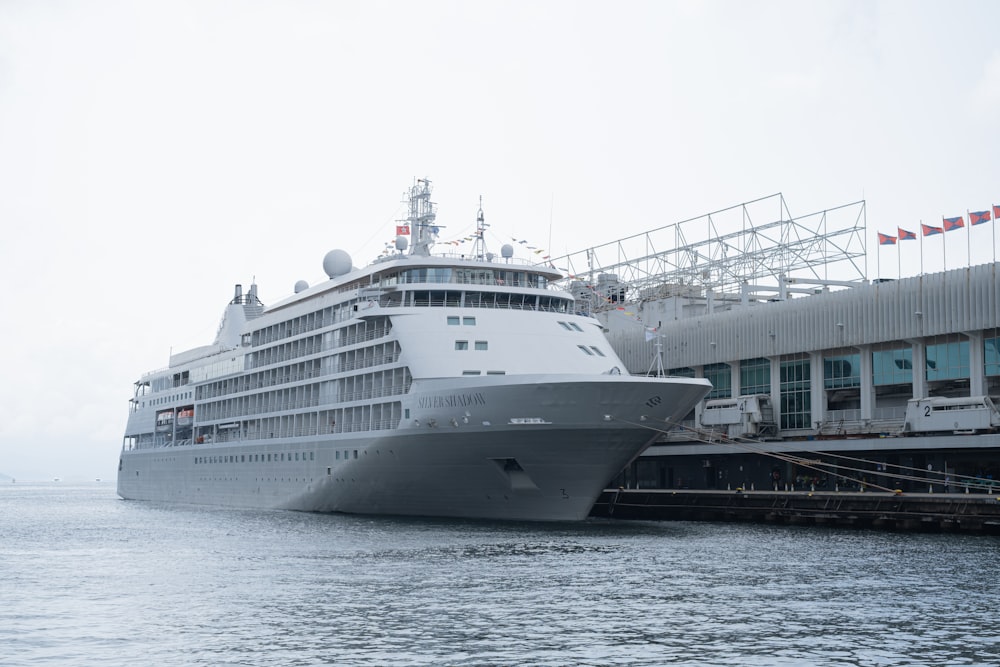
116,180,712,520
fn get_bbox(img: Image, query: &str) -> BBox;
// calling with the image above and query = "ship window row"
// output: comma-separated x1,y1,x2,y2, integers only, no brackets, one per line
447,316,477,326
144,391,193,408
194,403,403,442
248,333,324,369
200,342,401,400
249,318,394,369
195,451,317,464
559,321,584,332
461,370,507,375
370,290,569,313
455,340,489,351
199,369,412,422
150,371,190,392
251,302,364,347
578,345,606,357
377,267,549,289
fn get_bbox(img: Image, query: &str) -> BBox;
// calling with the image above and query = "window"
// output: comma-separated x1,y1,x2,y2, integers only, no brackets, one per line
740,358,770,395
578,345,594,355
569,322,583,332
824,353,861,389
559,321,572,330
486,370,506,375
986,336,1000,376
455,341,469,350
463,316,476,326
703,363,732,399
926,338,970,381
590,347,606,357
447,316,460,326
463,370,482,375
669,367,695,378
780,359,811,430
872,347,912,386
475,341,488,351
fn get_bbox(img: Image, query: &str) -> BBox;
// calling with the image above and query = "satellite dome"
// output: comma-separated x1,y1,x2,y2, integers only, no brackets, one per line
501,244,514,259
395,235,409,251
294,280,309,293
323,249,353,278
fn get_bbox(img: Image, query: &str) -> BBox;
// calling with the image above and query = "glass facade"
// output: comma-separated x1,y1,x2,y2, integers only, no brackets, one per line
740,358,770,395
872,347,913,386
926,339,970,381
668,367,695,378
780,359,811,429
987,336,1000,376
703,363,732,399
824,353,860,389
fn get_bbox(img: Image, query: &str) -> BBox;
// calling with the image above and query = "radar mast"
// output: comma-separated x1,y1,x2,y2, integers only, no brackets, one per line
402,179,438,256
470,195,490,261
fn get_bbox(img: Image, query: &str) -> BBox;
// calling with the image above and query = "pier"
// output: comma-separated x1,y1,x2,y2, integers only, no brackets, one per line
591,488,1000,534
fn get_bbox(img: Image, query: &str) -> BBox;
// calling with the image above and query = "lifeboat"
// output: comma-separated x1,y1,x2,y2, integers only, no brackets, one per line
176,408,195,427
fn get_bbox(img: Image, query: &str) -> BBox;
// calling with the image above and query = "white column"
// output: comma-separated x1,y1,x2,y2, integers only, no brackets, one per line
810,352,826,430
911,340,927,399
858,345,874,419
770,357,782,429
967,331,985,396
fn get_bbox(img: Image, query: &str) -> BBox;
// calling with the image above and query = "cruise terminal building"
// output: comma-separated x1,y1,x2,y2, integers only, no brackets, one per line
558,194,1000,493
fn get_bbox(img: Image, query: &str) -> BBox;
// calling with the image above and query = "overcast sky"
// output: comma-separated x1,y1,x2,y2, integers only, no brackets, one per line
2,0,999,480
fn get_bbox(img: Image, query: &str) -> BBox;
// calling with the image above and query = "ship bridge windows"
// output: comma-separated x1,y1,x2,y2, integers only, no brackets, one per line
455,341,469,351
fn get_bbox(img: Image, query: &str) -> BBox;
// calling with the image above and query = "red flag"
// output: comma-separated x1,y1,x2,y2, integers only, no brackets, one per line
970,210,993,225
898,227,916,241
943,216,964,231
396,225,410,235
994,205,1000,220
922,223,944,236
878,233,897,245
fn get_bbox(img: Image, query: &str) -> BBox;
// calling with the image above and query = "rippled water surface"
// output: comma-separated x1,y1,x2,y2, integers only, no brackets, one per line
3,482,1000,666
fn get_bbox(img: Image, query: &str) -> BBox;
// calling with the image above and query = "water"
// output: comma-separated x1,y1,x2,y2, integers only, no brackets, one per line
2,482,999,666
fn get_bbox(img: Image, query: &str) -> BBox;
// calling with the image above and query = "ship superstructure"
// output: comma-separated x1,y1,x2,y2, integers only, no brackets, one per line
117,180,711,520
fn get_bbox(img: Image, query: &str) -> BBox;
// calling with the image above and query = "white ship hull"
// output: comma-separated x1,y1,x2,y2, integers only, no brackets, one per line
118,375,709,520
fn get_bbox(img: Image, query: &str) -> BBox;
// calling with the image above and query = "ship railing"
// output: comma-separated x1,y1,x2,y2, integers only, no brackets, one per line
204,418,401,441
371,298,570,315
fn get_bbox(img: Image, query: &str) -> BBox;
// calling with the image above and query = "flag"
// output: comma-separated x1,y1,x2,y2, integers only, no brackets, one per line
898,227,917,241
645,327,658,342
970,210,992,225
994,205,1000,220
922,223,943,236
396,225,410,235
878,233,897,245
943,216,964,231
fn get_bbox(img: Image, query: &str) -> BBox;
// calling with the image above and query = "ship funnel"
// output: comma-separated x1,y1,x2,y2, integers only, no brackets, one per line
233,284,243,304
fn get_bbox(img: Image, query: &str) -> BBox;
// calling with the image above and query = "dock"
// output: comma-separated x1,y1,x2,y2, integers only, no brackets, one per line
591,488,1000,534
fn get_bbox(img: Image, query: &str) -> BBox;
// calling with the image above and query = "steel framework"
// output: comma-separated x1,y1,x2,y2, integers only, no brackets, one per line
546,193,867,304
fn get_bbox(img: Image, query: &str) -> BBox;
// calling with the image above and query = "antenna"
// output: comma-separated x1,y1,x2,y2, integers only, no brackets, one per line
471,195,490,260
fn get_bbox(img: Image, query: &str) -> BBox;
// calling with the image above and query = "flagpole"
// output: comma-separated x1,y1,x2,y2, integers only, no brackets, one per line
877,236,881,279
897,239,901,279
967,209,972,267
919,220,924,275
941,216,946,272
